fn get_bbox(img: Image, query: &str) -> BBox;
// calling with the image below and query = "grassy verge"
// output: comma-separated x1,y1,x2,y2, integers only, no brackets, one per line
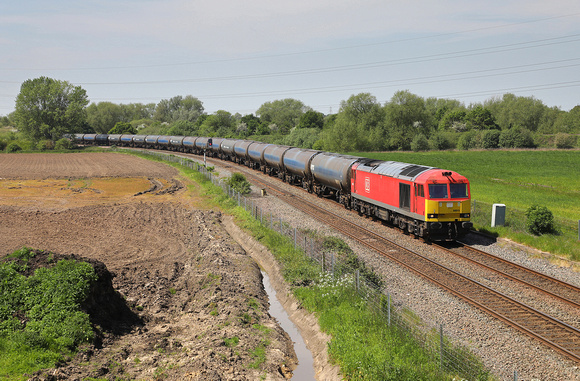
131,150,491,380
355,150,580,261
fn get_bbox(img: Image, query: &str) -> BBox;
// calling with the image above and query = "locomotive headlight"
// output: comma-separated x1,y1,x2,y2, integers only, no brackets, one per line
428,214,438,218
460,213,470,218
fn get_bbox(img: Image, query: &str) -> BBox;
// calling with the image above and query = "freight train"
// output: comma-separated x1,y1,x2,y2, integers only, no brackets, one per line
74,133,473,240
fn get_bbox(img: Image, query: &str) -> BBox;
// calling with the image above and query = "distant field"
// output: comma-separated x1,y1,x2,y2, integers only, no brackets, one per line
355,149,580,223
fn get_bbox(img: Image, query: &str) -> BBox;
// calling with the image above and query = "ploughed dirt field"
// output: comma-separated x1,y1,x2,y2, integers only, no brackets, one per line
0,153,300,380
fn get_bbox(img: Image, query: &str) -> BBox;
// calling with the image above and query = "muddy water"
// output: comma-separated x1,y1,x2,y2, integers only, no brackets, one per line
261,271,316,380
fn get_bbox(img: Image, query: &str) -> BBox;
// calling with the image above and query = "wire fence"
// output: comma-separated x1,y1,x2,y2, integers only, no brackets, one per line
132,149,539,380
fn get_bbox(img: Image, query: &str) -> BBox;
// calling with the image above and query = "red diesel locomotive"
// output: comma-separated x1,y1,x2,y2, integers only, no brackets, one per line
350,161,472,240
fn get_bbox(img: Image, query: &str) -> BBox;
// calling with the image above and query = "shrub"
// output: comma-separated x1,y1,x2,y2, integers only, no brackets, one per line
457,131,477,150
36,140,55,151
429,133,452,151
479,130,500,149
55,138,74,150
499,127,535,148
0,139,6,151
226,173,251,195
525,205,555,235
554,133,576,149
6,142,22,153
410,134,429,152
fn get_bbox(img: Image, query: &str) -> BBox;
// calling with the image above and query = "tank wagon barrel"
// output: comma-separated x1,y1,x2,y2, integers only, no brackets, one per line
233,140,254,165
107,134,122,145
169,136,184,151
220,139,237,160
145,135,159,148
183,137,198,153
310,153,363,195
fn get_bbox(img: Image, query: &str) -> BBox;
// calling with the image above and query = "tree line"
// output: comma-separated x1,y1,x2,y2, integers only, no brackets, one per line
2,76,579,152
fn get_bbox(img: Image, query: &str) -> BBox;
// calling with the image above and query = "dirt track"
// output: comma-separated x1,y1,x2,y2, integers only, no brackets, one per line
0,153,301,380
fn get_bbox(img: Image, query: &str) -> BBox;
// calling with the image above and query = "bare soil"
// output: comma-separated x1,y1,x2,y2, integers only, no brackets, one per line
0,153,301,380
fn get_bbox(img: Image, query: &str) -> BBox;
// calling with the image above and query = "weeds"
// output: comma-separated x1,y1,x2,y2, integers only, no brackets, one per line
0,247,98,379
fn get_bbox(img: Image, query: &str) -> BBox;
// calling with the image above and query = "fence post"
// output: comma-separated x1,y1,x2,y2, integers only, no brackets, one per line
331,253,335,277
294,228,297,249
578,220,579,241
280,216,282,233
387,292,391,326
513,370,518,381
355,270,360,291
440,324,444,370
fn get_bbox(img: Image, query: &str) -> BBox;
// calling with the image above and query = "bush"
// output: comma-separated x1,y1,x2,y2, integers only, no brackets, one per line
457,131,477,150
479,130,500,149
525,205,555,235
226,173,251,195
0,139,6,151
55,138,74,150
429,133,452,151
554,133,576,149
410,134,429,152
499,127,535,148
36,140,55,151
6,142,22,153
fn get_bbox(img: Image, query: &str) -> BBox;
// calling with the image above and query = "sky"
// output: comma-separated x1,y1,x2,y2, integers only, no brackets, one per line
1,1,580,117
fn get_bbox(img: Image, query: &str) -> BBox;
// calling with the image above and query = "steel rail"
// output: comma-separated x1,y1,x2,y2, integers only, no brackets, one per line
435,242,580,309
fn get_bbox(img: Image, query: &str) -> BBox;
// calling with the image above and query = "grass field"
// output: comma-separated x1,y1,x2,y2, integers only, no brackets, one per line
354,149,580,260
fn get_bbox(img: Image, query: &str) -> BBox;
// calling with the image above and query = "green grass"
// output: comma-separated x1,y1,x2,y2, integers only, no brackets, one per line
354,150,580,260
0,248,98,380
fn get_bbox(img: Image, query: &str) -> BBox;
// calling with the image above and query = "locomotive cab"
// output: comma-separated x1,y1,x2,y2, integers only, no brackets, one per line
416,170,473,239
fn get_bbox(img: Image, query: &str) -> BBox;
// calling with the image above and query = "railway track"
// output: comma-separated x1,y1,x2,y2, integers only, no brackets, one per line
211,161,580,364
437,242,580,309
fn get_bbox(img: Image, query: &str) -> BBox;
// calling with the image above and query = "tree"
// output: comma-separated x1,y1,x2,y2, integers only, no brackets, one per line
384,90,431,150
86,102,124,133
240,114,262,135
465,106,499,130
297,110,324,129
154,95,204,123
485,93,547,131
108,122,137,135
14,77,89,141
198,110,235,137
323,93,385,151
256,99,307,133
